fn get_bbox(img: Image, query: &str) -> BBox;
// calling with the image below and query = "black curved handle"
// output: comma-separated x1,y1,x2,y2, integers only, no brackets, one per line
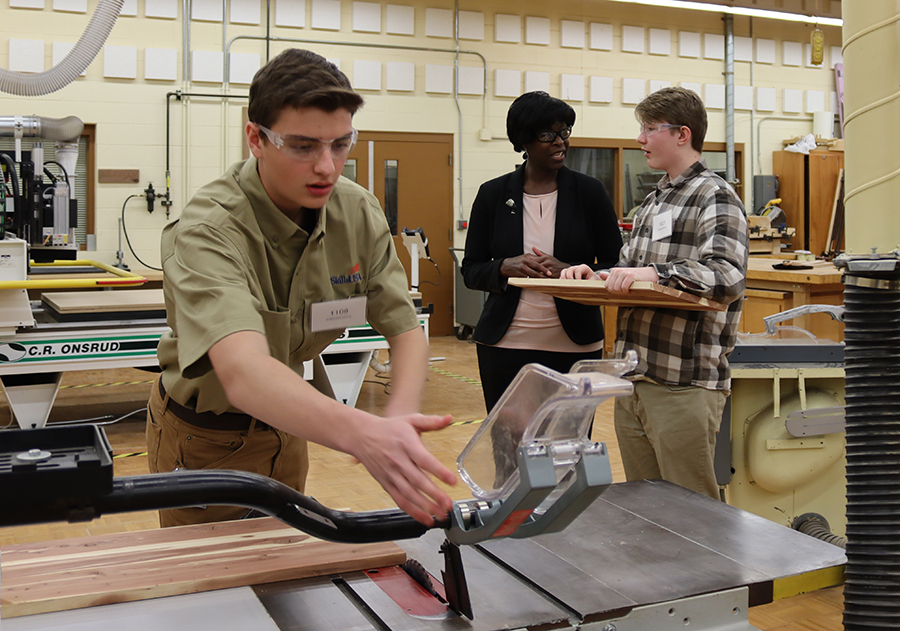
7,469,450,544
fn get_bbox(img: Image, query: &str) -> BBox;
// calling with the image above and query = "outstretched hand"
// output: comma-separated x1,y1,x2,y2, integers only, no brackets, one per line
350,413,457,526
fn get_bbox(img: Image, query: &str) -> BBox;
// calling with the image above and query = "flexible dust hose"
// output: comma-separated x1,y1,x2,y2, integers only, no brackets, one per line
0,0,124,97
841,270,900,630
369,350,390,373
791,512,847,549
2,469,448,545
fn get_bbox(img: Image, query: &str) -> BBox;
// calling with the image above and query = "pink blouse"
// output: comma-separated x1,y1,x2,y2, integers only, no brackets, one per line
497,190,603,353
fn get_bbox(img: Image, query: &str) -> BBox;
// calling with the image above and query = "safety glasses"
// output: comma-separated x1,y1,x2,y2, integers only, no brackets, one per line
255,124,358,162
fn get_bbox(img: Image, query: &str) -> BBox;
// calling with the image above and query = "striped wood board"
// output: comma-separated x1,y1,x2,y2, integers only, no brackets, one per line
0,517,407,618
509,278,727,311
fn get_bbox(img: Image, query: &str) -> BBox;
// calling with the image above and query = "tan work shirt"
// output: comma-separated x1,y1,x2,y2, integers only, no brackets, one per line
158,157,418,414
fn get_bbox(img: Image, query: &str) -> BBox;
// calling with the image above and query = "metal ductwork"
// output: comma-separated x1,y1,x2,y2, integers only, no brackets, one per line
0,116,84,143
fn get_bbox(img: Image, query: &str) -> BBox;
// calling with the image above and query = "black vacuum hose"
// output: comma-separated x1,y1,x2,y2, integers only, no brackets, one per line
4,469,449,545
792,512,847,549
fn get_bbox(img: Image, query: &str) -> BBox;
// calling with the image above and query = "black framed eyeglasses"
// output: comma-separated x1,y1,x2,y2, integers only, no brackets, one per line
536,126,573,143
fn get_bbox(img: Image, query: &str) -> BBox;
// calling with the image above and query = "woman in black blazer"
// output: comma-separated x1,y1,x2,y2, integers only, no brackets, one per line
462,92,623,412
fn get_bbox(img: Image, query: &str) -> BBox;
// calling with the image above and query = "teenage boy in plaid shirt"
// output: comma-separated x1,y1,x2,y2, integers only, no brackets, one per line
563,87,748,499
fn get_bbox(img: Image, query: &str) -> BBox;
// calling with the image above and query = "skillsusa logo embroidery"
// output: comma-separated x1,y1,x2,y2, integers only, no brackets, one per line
331,263,363,285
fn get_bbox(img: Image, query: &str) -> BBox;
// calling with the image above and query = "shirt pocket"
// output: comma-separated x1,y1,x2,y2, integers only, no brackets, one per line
259,306,294,365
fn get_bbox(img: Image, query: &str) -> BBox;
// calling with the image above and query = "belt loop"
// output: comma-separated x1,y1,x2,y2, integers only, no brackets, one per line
249,418,258,434
158,377,172,414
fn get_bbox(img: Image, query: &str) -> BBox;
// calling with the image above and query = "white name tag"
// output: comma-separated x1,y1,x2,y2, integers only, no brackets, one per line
310,296,367,332
652,210,673,241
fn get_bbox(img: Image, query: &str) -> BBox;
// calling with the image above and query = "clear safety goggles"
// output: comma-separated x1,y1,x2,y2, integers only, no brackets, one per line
256,124,358,162
638,123,680,137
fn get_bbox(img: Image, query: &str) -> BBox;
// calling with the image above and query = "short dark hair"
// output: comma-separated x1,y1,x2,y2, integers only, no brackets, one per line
506,91,576,153
248,49,364,129
635,87,707,152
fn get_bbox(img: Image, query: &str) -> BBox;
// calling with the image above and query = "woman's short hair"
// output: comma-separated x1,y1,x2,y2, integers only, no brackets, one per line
248,49,364,129
506,91,576,153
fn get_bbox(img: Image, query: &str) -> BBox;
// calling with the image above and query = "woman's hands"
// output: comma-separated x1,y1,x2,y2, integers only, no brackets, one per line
501,247,569,279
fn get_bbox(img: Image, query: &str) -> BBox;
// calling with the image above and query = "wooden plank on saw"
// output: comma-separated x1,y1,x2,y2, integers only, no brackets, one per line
0,517,407,618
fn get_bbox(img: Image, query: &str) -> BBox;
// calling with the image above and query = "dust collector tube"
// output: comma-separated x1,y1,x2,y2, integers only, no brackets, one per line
0,116,84,143
841,269,900,630
0,0,124,97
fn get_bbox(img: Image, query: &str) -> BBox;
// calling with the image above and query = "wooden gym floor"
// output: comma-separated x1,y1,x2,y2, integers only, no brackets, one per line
0,336,843,629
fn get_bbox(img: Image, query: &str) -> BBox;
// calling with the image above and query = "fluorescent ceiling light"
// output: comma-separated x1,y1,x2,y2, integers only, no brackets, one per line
602,0,843,27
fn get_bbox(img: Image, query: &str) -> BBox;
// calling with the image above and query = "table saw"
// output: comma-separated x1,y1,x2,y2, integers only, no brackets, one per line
0,356,845,631
0,480,845,631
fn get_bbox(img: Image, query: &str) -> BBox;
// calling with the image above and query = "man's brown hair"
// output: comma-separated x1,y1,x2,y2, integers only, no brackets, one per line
635,87,707,153
248,49,364,129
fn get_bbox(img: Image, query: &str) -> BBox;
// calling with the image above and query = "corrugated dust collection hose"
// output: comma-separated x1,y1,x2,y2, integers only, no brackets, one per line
0,0,124,97
842,269,900,630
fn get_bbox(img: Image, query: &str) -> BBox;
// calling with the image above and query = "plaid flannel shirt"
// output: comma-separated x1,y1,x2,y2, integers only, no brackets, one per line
615,160,748,391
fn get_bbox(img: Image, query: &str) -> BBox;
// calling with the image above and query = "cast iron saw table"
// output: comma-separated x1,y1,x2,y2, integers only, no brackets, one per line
3,480,846,631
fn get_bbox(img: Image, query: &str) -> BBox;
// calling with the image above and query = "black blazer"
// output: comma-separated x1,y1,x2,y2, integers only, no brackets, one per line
461,164,623,346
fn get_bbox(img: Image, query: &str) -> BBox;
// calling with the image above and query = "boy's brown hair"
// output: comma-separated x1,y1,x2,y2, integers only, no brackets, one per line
248,49,364,129
636,87,707,152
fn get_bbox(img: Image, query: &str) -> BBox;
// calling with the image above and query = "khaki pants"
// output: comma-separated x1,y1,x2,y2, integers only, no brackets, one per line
146,377,309,527
614,380,726,500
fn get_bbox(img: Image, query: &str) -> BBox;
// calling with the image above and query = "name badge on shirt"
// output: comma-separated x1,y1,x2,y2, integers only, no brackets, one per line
652,210,673,241
311,296,367,332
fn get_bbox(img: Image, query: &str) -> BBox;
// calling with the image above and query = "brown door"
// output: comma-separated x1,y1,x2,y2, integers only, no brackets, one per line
344,132,454,336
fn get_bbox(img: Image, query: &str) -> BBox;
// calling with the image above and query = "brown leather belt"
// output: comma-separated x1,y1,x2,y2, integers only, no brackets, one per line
158,379,267,431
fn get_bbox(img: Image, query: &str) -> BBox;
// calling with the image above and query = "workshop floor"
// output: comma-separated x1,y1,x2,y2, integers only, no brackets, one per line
0,336,843,629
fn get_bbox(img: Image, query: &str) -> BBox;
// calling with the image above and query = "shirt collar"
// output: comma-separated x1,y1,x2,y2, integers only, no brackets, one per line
658,159,708,191
237,157,327,246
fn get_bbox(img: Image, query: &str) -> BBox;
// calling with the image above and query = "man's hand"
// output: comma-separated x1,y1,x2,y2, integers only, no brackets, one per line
209,330,457,527
350,413,457,526
604,266,660,294
560,264,600,280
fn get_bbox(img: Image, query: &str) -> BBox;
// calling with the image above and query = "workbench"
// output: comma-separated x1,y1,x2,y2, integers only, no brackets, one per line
741,258,844,341
1,480,846,631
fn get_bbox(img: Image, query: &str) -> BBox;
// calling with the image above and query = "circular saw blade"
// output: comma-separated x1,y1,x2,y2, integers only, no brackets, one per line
401,558,437,597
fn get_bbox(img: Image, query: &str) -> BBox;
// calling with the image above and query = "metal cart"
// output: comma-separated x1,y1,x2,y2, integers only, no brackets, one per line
450,248,485,340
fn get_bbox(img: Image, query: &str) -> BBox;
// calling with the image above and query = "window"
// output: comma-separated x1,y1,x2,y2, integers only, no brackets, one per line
567,138,743,218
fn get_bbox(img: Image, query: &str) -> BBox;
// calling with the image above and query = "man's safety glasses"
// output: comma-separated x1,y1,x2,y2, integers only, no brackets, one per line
536,126,573,143
256,124,358,162
639,123,680,137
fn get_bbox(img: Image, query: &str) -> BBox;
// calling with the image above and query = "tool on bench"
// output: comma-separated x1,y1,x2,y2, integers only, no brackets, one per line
0,352,636,620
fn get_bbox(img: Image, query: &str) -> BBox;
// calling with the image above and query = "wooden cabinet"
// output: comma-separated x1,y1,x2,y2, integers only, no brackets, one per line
772,149,844,257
